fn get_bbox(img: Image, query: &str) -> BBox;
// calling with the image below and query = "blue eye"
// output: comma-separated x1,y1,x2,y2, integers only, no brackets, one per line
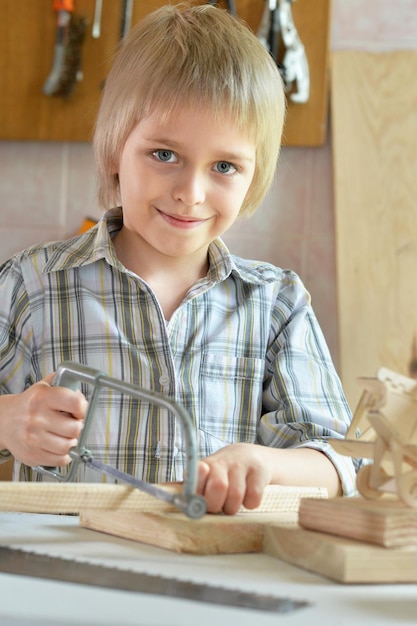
215,161,236,175
154,149,176,162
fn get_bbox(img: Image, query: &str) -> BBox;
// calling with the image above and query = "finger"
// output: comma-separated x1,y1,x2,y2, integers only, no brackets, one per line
201,465,229,513
49,388,88,421
241,470,267,511
197,461,210,493
43,372,57,385
221,467,247,515
40,431,79,457
46,411,84,439
30,449,73,468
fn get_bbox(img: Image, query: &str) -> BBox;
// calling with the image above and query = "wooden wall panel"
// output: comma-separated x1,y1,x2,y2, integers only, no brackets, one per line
332,51,417,408
0,0,330,145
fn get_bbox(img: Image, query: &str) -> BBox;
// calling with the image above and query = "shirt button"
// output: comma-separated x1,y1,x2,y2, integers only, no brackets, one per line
159,374,170,386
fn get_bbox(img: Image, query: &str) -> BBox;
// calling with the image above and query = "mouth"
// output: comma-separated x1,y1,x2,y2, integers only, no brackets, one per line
156,209,208,229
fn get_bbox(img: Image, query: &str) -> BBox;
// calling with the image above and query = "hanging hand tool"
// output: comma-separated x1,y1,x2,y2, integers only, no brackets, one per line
257,0,309,103
92,0,103,38
33,362,207,519
43,0,88,97
208,1,237,17
120,0,134,40
279,0,309,103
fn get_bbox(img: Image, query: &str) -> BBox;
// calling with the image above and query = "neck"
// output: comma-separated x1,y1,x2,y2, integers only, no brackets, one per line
113,230,209,319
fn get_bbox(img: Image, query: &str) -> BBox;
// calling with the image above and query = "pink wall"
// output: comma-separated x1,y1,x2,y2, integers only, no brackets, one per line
0,0,415,369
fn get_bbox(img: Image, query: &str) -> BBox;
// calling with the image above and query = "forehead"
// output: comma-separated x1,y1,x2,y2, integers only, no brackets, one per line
134,102,257,145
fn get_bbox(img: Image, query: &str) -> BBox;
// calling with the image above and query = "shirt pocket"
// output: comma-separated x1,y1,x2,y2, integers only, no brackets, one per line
198,353,265,448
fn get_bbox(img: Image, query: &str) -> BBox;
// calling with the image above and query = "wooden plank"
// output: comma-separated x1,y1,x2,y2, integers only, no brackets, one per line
79,510,282,554
263,524,417,584
332,51,417,408
0,483,179,514
0,482,326,514
298,497,417,548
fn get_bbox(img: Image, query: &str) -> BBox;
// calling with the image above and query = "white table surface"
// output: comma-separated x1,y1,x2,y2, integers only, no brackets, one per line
0,512,416,626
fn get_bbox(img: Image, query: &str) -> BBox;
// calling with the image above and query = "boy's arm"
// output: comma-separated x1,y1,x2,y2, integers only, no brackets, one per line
257,277,360,500
0,261,87,468
197,442,341,515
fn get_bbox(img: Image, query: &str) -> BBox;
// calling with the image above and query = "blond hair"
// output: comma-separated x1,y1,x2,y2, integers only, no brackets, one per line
93,2,286,217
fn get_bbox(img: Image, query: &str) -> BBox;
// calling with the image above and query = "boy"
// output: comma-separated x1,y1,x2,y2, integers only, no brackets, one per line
0,3,359,514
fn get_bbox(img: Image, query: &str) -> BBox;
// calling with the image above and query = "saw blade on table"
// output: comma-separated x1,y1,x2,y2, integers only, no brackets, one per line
0,546,310,613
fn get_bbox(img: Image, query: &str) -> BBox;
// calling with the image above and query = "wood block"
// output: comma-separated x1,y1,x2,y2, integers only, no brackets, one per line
263,524,417,584
78,485,327,553
298,497,417,548
79,510,294,554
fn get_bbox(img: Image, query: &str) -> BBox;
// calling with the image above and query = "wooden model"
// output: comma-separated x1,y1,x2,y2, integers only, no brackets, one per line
330,367,417,508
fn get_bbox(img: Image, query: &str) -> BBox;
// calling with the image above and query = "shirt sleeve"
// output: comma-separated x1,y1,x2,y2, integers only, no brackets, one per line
0,257,33,395
258,271,361,496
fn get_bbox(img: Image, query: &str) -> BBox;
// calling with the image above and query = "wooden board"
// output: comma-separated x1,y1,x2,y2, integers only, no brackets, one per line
298,496,417,548
2,479,416,582
0,482,326,514
263,523,417,584
80,496,417,582
332,51,417,408
80,510,296,555
0,0,330,145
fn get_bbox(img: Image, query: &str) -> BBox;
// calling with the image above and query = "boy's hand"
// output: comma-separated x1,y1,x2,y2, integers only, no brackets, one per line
0,373,88,468
197,443,272,515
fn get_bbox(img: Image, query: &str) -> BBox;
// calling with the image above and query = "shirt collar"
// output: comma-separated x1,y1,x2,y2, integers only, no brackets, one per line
43,208,123,273
43,207,276,286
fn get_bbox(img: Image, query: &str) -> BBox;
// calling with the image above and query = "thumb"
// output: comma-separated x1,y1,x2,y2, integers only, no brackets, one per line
43,372,57,385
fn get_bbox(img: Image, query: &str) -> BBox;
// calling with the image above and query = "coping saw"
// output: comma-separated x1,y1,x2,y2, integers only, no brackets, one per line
33,361,207,519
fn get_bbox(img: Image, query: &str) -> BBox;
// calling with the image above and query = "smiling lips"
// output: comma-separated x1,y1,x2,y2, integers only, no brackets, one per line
157,209,208,229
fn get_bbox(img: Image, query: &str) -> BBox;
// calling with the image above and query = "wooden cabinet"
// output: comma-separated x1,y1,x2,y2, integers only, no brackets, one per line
0,0,330,146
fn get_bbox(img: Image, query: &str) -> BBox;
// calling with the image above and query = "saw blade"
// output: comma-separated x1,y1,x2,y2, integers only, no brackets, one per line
0,546,310,613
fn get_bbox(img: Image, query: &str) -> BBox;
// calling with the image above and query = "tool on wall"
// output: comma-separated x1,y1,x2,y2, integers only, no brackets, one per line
92,0,103,38
257,0,310,103
33,362,207,519
43,0,88,98
120,0,134,39
208,1,237,18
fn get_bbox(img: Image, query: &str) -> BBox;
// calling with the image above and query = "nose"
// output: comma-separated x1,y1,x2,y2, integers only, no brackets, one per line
172,168,206,207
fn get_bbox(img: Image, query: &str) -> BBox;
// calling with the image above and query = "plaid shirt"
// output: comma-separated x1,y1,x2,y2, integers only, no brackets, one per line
0,208,359,494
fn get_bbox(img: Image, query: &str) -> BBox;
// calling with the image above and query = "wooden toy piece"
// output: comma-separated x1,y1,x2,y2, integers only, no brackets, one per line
330,367,417,508
298,496,417,548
